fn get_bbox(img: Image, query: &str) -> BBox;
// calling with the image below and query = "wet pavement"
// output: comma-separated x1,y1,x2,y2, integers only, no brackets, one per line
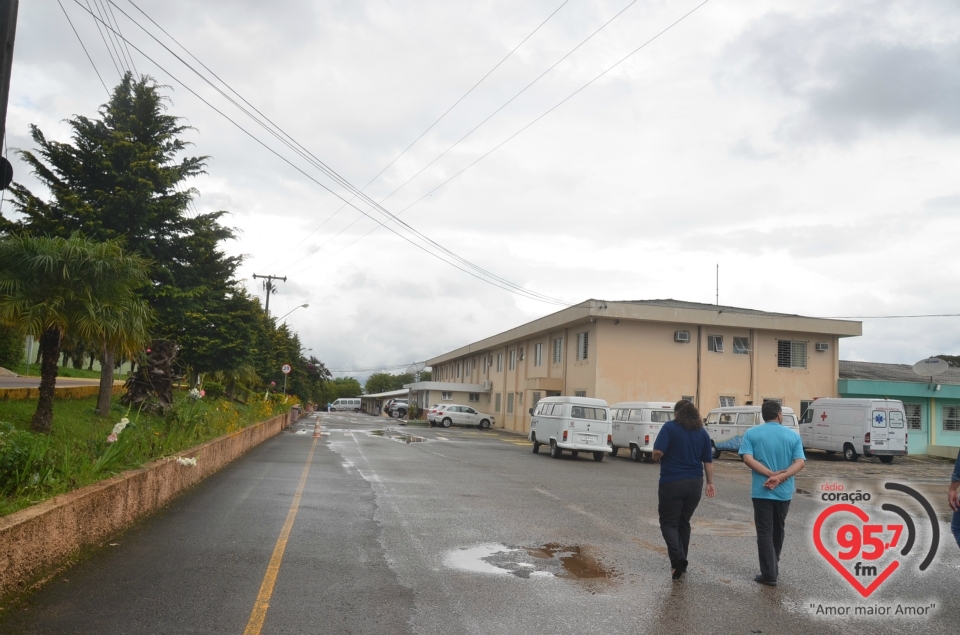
2,412,958,634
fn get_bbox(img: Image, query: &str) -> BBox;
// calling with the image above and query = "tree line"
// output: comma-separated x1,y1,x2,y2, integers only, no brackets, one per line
0,74,333,431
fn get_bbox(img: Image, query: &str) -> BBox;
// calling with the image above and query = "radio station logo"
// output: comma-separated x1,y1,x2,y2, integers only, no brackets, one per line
813,481,939,598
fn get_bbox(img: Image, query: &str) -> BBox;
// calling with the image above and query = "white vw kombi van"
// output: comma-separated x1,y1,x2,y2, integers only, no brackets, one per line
528,396,611,461
705,405,799,459
330,397,361,412
799,398,907,463
610,401,675,462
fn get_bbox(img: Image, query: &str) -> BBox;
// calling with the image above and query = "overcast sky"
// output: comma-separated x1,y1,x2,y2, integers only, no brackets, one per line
6,0,960,381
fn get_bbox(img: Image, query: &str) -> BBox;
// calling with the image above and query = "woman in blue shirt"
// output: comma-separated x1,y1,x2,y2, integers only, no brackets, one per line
652,400,716,579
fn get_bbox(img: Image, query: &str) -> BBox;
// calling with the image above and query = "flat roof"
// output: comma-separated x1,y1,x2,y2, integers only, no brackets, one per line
361,389,409,399
403,381,488,392
428,299,862,366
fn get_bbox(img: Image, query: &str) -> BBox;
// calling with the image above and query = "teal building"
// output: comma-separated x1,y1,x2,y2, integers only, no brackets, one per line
839,360,960,458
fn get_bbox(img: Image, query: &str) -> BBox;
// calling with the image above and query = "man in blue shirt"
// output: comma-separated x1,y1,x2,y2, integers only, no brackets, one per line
739,401,805,586
949,450,960,549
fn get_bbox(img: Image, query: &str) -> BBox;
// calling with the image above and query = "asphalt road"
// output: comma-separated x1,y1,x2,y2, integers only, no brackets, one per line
2,413,958,635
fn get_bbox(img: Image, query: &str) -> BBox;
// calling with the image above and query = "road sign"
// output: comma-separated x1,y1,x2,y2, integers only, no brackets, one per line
281,364,292,375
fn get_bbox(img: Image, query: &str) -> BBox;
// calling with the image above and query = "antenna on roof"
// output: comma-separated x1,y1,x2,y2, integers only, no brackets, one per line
912,357,948,389
407,361,427,382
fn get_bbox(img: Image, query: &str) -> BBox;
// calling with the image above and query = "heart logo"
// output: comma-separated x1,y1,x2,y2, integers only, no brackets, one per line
813,504,900,598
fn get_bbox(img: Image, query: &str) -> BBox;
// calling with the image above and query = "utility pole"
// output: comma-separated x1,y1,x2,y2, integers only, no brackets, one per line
0,0,18,190
253,273,286,316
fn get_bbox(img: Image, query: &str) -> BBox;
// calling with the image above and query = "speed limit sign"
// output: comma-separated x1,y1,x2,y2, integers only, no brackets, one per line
281,364,292,375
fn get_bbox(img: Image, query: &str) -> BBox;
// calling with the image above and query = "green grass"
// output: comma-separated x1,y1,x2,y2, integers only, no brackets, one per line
0,392,289,517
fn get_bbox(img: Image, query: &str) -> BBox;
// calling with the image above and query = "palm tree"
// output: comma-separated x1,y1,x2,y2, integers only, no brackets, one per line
95,296,152,417
0,234,152,432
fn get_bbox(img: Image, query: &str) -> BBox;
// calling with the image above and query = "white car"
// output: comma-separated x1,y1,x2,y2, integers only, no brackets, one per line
432,404,495,429
426,404,441,424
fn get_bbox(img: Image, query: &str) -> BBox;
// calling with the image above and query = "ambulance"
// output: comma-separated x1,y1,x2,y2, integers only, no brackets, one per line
799,398,907,463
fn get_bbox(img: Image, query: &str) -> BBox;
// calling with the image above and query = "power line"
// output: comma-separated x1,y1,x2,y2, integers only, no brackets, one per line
291,0,713,273
57,0,110,94
75,2,568,306
103,0,139,79
90,0,127,76
83,0,122,79
106,1,567,307
260,0,570,271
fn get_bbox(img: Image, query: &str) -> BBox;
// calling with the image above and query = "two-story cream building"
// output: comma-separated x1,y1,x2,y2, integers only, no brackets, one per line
423,299,862,434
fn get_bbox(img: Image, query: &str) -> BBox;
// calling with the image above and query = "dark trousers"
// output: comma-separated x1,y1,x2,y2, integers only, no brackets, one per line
658,477,703,570
753,498,791,582
952,510,960,550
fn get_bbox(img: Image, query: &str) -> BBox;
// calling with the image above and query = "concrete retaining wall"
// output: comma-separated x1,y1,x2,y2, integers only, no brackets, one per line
0,411,291,601
0,383,125,401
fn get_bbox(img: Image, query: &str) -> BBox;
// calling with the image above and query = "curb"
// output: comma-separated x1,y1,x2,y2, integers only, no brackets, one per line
0,411,291,603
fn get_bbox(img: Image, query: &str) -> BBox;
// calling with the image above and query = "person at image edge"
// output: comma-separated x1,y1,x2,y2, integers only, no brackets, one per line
652,400,715,580
739,400,806,587
949,449,960,549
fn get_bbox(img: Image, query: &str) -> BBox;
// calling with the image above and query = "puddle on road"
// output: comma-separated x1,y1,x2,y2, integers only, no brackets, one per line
368,430,427,444
444,543,617,581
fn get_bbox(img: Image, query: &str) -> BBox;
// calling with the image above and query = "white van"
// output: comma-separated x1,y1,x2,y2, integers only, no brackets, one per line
528,396,612,461
799,398,907,463
705,405,798,459
610,402,675,462
331,397,361,412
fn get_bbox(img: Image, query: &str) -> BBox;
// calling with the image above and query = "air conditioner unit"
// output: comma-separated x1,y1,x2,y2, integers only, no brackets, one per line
815,342,829,352
482,380,492,390
674,330,690,343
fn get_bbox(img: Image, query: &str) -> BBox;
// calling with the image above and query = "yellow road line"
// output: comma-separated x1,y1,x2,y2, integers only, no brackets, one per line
243,436,319,635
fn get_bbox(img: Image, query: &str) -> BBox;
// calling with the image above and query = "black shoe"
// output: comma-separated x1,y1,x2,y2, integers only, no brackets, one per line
672,560,687,580
754,574,777,586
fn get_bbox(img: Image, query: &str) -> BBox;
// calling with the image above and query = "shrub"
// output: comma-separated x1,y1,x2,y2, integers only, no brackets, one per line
0,422,56,494
203,381,225,400
0,326,23,369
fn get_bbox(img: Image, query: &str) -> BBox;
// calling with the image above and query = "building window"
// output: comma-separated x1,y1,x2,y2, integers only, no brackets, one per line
777,340,807,369
495,393,502,412
497,353,503,373
532,391,542,408
943,406,960,432
719,396,735,407
763,397,783,405
518,347,524,361
509,350,516,371
534,343,543,367
733,337,749,355
574,390,587,397
682,395,695,405
507,393,515,414
576,332,588,361
552,337,563,364
442,391,452,400
469,393,479,402
465,360,471,376
707,335,723,352
457,362,461,378
800,400,814,419
905,404,922,430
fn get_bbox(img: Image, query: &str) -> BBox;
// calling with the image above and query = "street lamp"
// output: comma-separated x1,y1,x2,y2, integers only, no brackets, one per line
277,303,309,322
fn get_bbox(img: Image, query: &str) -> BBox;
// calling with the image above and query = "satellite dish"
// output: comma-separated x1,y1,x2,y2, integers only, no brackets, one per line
406,361,427,382
912,357,950,377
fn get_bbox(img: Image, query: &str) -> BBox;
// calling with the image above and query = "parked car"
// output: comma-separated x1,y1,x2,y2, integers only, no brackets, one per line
431,404,495,429
528,396,612,461
609,401,675,461
799,398,907,463
385,399,409,418
705,405,798,459
426,404,441,424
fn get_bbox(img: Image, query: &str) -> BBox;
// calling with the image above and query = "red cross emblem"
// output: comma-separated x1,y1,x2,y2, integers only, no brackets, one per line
821,412,828,421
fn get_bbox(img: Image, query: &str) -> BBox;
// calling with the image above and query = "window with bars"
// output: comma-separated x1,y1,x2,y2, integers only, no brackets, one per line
763,397,783,405
707,335,723,352
733,337,750,355
532,391,542,408
507,393,515,414
904,404,922,430
719,396,735,407
509,350,516,371
574,390,587,397
552,338,563,364
576,332,589,361
442,391,452,400
777,340,807,368
943,406,960,432
534,343,543,367
469,393,479,402
495,393,502,412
